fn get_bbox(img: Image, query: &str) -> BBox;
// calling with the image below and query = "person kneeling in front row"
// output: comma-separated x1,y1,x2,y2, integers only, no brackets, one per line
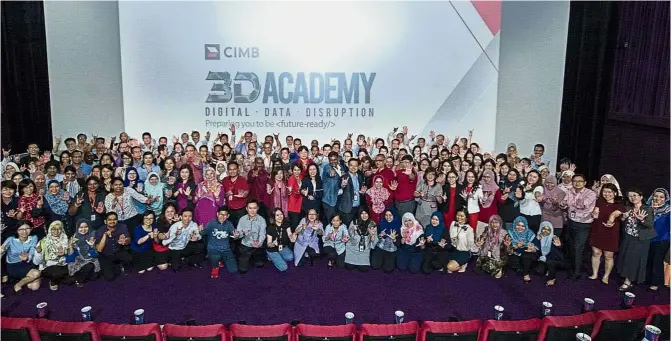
266,208,294,272
95,212,133,281
202,206,239,278
236,200,267,274
163,208,205,271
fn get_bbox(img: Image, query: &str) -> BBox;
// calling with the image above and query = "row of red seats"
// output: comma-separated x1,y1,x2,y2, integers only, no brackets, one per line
1,304,668,341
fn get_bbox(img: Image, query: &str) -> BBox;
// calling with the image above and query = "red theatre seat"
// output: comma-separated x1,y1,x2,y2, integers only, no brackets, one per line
358,321,420,341
590,306,648,341
537,312,596,341
294,324,357,341
96,322,164,341
34,319,100,341
163,323,227,341
229,323,293,341
645,304,670,341
476,318,541,341
419,320,482,341
0,317,40,341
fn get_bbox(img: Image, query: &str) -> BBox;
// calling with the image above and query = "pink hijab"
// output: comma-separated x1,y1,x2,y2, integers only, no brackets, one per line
480,170,499,208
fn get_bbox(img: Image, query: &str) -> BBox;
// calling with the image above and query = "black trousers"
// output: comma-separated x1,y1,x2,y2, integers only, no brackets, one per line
509,252,535,276
533,259,567,280
647,240,671,286
98,250,133,281
565,220,591,276
63,263,96,285
321,203,336,227
345,263,369,272
297,246,318,267
323,246,345,268
169,242,205,271
288,211,303,232
371,248,397,273
238,245,265,273
521,214,542,234
41,265,69,285
133,249,154,270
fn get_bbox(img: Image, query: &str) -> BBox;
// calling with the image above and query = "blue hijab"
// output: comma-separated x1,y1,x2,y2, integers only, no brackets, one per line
378,207,401,236
538,221,554,262
509,216,535,247
424,211,446,241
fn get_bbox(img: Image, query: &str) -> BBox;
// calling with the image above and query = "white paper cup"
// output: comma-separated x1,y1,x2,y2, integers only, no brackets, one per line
394,310,404,324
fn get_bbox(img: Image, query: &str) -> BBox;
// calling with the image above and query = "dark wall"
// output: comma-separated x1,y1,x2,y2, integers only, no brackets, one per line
559,1,670,195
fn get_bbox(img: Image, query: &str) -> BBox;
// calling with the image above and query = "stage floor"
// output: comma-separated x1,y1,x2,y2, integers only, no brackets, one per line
2,260,668,325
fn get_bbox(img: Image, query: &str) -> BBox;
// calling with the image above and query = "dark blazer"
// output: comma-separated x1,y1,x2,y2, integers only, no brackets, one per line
336,171,365,214
629,205,656,241
439,184,466,214
300,176,323,213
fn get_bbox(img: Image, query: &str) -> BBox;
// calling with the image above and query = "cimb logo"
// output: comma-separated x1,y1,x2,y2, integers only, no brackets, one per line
204,44,259,60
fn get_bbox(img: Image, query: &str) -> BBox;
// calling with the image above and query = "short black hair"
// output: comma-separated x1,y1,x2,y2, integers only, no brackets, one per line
1,180,16,190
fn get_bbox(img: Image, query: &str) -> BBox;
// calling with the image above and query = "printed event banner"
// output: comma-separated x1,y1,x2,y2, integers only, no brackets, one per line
119,1,500,148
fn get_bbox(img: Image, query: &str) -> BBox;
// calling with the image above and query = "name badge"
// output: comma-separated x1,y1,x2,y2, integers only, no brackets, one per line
278,245,283,252
569,211,576,219
488,251,492,258
91,215,96,221
353,193,359,202
359,244,365,252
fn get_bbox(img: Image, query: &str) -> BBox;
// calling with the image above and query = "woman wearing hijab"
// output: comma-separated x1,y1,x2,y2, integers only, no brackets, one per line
557,170,574,194
397,212,425,274
33,221,70,290
65,219,100,287
293,208,324,267
592,174,622,196
194,168,225,225
3,162,20,181
609,188,656,291
532,221,566,286
508,216,537,283
366,175,392,225
478,170,504,224
446,210,478,273
646,188,670,291
440,170,465,228
323,213,349,269
143,172,166,214
371,208,401,273
421,211,451,274
589,183,624,284
475,215,511,278
34,180,71,234
300,163,323,217
541,176,566,237
345,207,377,271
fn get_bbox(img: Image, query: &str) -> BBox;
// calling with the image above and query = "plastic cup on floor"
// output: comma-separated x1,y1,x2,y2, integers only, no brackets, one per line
345,312,354,324
81,306,92,321
583,298,594,312
644,325,661,341
622,292,635,308
542,302,553,316
134,309,145,324
493,305,504,320
36,302,48,318
576,332,591,341
394,310,404,324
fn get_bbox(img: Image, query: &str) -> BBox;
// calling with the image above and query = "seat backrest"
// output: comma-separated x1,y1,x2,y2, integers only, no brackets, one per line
537,312,596,341
1,317,40,341
34,319,100,341
645,305,670,341
97,322,164,341
359,321,419,341
477,319,541,341
419,320,482,341
591,307,648,341
163,324,226,341
295,324,357,341
229,323,293,341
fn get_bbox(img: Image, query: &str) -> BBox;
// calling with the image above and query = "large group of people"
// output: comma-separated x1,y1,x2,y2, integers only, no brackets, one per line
1,126,669,298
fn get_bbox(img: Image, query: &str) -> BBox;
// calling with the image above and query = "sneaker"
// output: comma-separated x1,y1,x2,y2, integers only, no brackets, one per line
49,281,58,291
458,264,468,273
210,268,220,278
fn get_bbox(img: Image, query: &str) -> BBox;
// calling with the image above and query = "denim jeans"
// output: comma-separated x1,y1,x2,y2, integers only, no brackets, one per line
208,249,238,273
267,248,295,272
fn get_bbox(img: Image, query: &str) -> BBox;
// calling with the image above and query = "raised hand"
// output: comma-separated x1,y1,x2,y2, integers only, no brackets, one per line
36,196,44,209
6,209,17,218
75,195,84,207
86,236,96,246
389,180,398,191
460,189,469,200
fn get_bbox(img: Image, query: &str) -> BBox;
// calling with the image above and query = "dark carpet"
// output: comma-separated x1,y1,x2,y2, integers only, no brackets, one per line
1,261,668,326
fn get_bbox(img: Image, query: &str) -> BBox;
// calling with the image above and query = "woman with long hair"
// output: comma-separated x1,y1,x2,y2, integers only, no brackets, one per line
460,169,484,233
446,210,477,273
265,208,294,272
287,163,304,230
16,179,46,237
515,170,544,234
174,164,197,211
266,168,289,217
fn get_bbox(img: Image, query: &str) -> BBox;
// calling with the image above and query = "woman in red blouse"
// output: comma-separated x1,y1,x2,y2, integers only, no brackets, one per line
287,163,304,231
16,179,46,237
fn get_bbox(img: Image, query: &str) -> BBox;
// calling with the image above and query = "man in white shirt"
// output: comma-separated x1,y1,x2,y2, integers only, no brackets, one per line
163,208,205,271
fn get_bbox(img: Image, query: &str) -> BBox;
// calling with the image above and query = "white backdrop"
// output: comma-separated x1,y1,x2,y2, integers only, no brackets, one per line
118,1,499,148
